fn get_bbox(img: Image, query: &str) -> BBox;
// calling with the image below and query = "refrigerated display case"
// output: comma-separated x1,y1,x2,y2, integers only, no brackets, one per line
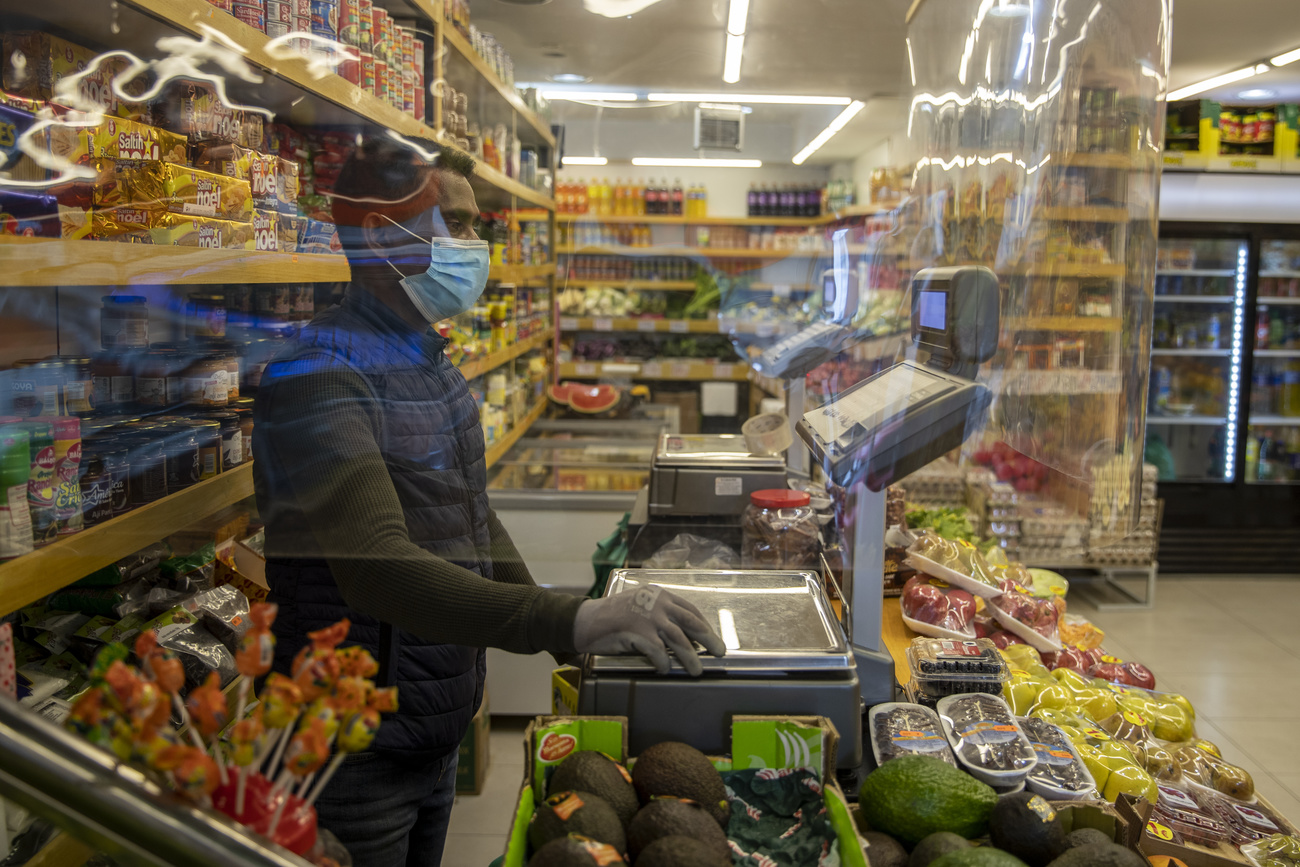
1147,237,1247,482
1248,238,1300,483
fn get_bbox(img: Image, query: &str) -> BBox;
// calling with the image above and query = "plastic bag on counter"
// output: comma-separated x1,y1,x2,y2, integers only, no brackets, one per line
643,533,740,570
901,574,978,639
162,623,237,689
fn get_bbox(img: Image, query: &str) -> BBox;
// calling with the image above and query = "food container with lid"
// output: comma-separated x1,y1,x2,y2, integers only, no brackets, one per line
57,356,94,416
937,693,1038,786
100,295,149,350
869,702,958,767
905,637,1010,698
741,488,820,569
203,411,243,470
1018,716,1097,800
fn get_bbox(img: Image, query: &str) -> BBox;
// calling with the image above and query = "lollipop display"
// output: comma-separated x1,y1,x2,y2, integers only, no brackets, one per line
60,617,394,862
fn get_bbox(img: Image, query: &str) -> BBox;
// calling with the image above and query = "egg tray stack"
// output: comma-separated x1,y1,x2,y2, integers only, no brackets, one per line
1015,495,1088,565
966,474,1021,558
1087,464,1159,566
900,459,967,508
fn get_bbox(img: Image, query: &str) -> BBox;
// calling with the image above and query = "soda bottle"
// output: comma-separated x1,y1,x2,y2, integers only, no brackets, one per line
660,179,671,215
699,182,708,217
614,179,626,216
576,179,589,214
1258,306,1272,348
1282,361,1300,417
1252,365,1273,415
1245,434,1259,481
748,183,759,217
671,179,684,216
635,181,646,216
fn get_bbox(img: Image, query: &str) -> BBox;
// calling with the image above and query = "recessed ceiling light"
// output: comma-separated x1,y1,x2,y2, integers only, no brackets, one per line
1238,88,1277,100
550,73,591,83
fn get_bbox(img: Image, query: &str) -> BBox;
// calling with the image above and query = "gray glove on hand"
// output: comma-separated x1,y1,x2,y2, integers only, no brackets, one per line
573,584,726,676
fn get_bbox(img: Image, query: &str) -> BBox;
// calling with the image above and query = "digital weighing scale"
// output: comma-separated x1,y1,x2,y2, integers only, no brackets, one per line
647,433,789,517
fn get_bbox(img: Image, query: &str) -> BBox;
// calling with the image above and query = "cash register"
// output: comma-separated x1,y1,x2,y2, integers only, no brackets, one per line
577,266,1001,770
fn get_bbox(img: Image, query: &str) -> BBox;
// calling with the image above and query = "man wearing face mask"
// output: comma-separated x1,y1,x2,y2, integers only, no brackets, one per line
252,135,724,867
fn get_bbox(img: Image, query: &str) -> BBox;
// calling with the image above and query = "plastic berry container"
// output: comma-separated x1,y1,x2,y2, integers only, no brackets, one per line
906,637,1010,697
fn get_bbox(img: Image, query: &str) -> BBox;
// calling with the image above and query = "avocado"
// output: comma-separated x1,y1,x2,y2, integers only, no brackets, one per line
989,793,1067,867
550,751,640,828
627,797,730,864
1046,843,1149,867
910,832,974,867
634,835,729,867
631,742,730,826
1064,830,1114,851
859,755,999,846
528,834,626,867
929,848,1031,867
864,832,910,867
529,791,627,856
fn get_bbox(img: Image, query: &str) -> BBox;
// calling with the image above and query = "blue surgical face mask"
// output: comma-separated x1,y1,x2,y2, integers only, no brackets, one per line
382,215,490,323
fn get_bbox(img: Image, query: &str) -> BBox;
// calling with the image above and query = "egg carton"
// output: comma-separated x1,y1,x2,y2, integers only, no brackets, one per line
1088,546,1155,566
1017,545,1087,565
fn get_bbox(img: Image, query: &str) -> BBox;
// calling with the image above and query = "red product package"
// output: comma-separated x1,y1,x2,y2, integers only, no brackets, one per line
901,574,977,639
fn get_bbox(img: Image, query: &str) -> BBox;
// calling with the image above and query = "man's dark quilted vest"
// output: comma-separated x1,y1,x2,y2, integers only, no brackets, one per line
253,290,490,758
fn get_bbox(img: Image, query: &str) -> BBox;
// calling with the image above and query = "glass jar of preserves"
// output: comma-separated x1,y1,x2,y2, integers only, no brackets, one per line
124,425,167,506
256,285,292,317
92,352,136,410
32,359,64,417
100,295,150,350
187,293,228,338
203,411,243,470
741,489,820,570
57,355,95,416
230,406,254,463
135,349,186,409
184,419,222,479
79,449,116,527
183,356,230,407
162,423,201,490
101,440,131,517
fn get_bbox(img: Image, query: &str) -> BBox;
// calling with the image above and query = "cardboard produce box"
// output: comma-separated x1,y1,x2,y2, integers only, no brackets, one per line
456,692,491,795
501,714,867,867
1115,793,1293,867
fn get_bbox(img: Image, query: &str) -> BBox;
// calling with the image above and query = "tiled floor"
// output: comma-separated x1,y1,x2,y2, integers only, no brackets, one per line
440,576,1300,866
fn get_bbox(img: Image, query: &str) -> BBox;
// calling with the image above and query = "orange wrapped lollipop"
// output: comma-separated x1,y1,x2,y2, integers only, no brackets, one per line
267,718,329,837
156,744,220,804
186,672,230,784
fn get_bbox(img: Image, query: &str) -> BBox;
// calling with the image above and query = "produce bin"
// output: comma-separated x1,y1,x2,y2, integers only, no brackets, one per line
501,714,866,867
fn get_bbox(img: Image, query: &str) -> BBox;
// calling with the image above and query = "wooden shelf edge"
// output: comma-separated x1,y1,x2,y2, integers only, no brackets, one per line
439,23,555,149
0,464,255,617
0,237,351,287
485,398,547,469
558,246,836,258
558,361,749,382
557,203,896,227
457,331,551,381
489,263,556,283
558,317,720,334
557,280,695,291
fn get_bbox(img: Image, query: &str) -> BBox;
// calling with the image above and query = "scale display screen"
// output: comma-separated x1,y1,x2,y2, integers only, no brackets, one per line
918,290,948,331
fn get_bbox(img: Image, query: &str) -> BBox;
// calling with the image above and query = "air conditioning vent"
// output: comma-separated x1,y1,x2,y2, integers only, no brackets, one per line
694,105,744,151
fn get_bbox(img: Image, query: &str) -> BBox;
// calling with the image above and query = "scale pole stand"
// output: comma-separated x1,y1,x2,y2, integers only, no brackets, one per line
845,483,897,707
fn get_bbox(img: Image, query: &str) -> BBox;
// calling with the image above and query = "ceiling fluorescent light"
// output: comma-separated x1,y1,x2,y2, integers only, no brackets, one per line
792,100,866,165
1270,47,1300,67
562,156,608,166
541,90,639,101
727,0,750,36
723,32,745,84
647,93,852,105
1166,65,1269,101
631,157,762,167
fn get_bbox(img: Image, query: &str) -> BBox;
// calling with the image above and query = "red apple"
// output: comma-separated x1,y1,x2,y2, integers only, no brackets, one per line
1124,662,1157,691
947,589,976,626
914,595,951,626
1088,662,1134,685
902,580,944,618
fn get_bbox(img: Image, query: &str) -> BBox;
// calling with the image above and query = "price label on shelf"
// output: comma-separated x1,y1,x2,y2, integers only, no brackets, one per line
637,319,658,332
642,362,663,377
1162,153,1187,168
712,363,735,379
669,320,689,333
1229,158,1259,171
575,363,597,376
593,318,614,331
670,362,692,379
559,317,578,330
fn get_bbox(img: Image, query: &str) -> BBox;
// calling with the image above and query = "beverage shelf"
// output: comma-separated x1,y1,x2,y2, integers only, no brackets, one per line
1257,297,1300,306
1153,295,1236,304
1157,269,1237,277
1151,348,1232,357
558,245,847,258
1248,415,1300,426
457,331,551,381
1254,349,1300,358
484,398,548,469
559,360,749,381
1147,415,1227,425
0,237,351,287
489,263,556,283
1258,271,1300,278
0,464,255,618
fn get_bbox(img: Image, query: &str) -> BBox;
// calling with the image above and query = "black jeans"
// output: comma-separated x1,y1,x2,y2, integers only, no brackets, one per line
313,748,459,867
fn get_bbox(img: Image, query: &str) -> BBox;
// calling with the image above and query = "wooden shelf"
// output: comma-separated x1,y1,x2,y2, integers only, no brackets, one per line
439,22,555,149
558,280,696,291
559,360,749,381
1012,263,1127,278
1041,207,1130,222
1147,415,1228,426
0,237,351,287
485,398,548,469
1007,316,1123,332
1153,295,1236,304
1255,349,1300,358
557,203,895,227
559,317,722,334
458,331,551,381
489,263,556,283
999,370,1123,395
558,245,840,258
0,463,255,617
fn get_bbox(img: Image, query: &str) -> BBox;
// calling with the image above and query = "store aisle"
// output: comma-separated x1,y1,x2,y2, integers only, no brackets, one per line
441,577,1300,865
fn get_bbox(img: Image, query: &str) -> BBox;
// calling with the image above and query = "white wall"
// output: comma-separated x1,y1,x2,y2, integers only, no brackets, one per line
1159,172,1300,223
557,163,830,217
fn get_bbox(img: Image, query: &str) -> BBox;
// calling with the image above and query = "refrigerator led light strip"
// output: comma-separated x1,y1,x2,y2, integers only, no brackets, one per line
1224,246,1248,479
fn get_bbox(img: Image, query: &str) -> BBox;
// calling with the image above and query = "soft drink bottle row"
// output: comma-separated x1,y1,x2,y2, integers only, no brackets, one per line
558,179,708,217
747,183,824,218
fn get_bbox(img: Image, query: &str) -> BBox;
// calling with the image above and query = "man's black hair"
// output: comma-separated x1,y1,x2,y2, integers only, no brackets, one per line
333,134,476,210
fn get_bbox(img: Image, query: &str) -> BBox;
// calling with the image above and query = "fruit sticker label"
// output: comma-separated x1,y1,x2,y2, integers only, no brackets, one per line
1147,820,1175,841
579,840,624,866
1029,741,1074,766
1026,795,1056,823
538,731,576,763
892,729,950,753
1099,654,1123,664
1122,709,1147,727
549,792,585,820
934,640,983,658
957,720,1020,745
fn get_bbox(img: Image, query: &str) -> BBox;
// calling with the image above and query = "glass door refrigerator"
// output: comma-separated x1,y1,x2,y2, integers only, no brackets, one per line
1147,236,1248,482
1247,236,1300,483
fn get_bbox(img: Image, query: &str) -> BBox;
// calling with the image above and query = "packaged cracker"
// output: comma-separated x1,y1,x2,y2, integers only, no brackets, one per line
298,217,341,254
152,81,247,145
0,190,61,237
148,213,254,249
252,209,279,251
101,162,253,222
276,156,301,214
46,117,188,166
3,32,149,120
89,208,154,243
278,213,302,252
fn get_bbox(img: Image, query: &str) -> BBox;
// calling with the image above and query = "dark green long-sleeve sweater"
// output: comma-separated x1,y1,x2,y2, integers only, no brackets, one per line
255,351,584,657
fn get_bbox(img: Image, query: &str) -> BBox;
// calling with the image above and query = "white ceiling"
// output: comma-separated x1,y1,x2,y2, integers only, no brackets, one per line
469,0,1300,164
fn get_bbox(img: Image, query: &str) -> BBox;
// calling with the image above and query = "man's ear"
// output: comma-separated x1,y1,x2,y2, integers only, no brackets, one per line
361,212,389,258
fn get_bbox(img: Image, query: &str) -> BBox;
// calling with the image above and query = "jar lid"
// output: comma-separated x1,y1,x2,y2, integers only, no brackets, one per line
202,411,238,422
103,295,147,304
11,358,43,368
57,355,92,365
750,489,810,509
